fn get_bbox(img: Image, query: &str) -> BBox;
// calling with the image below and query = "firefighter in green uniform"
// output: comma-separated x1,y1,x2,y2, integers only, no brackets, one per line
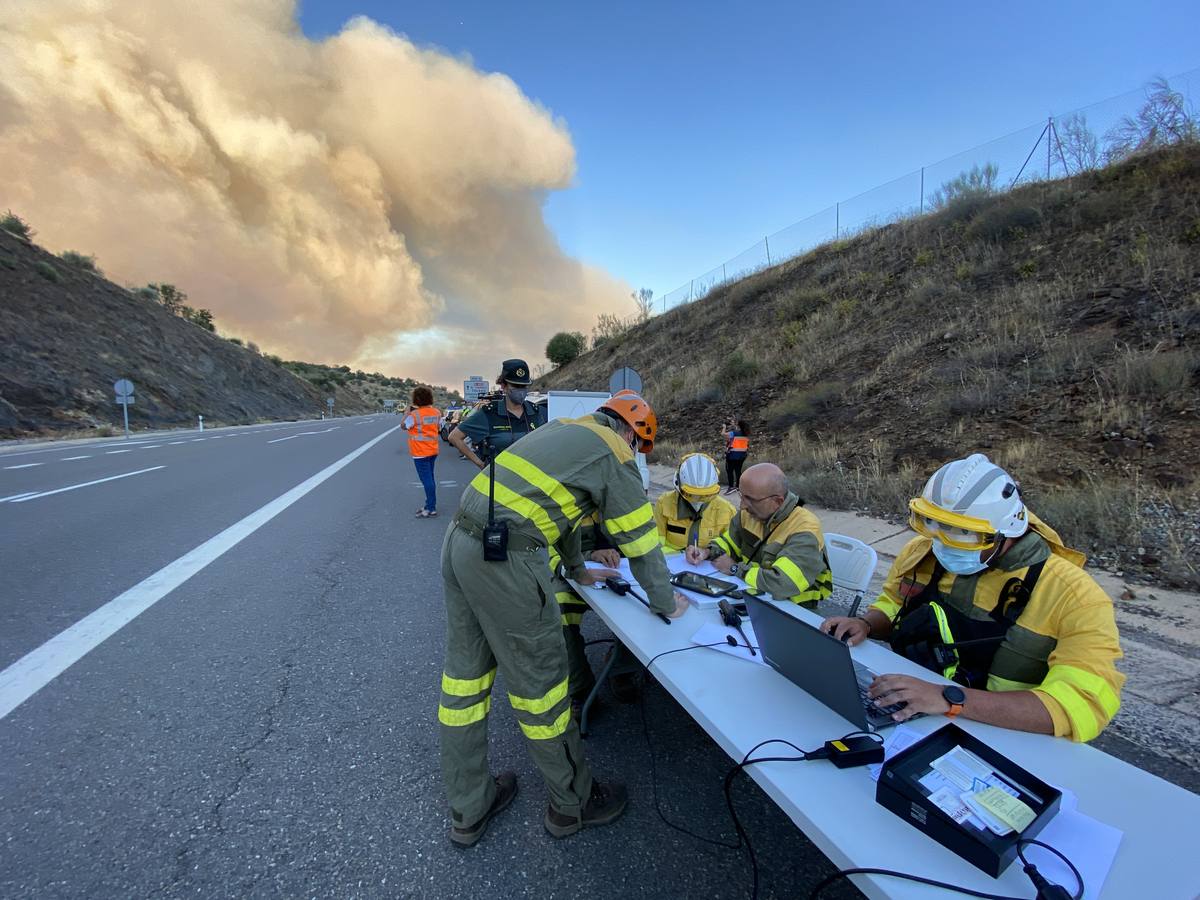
686,462,833,607
548,514,621,709
438,391,689,847
448,358,547,467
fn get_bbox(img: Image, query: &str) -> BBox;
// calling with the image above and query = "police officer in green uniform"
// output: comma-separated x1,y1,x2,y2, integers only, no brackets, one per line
448,358,547,468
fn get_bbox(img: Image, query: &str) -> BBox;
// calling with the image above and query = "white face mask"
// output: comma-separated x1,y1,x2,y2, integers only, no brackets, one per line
931,539,988,576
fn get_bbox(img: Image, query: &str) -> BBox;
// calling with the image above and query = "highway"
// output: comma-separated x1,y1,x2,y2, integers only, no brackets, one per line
0,417,854,899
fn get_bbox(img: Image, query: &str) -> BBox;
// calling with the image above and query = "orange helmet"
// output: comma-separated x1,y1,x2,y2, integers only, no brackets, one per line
600,390,657,452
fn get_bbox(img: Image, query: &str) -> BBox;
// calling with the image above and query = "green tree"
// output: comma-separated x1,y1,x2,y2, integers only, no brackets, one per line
148,283,187,314
546,331,587,367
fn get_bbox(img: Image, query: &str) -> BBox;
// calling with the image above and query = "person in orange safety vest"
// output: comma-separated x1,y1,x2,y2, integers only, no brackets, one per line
405,385,442,518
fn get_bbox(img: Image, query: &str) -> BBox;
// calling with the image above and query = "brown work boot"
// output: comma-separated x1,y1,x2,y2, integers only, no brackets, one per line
544,780,628,839
449,771,518,849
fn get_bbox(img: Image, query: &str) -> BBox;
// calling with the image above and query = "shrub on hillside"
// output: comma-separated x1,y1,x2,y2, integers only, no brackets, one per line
1,210,33,239
930,162,999,211
764,381,844,429
59,250,101,274
965,202,1042,243
33,261,60,282
718,350,759,386
546,331,586,367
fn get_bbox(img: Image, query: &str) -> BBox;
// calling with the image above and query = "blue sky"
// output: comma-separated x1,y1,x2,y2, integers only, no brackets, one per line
298,0,1199,308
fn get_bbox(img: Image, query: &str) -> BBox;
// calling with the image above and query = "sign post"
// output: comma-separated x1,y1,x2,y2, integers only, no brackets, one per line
608,367,643,395
113,378,135,438
326,397,335,417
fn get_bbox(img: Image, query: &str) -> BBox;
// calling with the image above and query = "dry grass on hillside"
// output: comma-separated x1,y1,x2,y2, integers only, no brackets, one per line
542,143,1200,587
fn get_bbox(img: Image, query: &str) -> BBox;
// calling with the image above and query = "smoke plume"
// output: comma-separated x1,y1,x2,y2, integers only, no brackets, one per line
0,0,626,387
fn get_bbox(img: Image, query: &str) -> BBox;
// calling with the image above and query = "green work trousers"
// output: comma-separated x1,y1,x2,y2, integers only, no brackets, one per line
554,581,595,699
439,524,593,827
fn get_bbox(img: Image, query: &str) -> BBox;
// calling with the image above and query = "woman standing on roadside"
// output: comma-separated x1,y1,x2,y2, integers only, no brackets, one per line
723,418,750,494
405,386,441,518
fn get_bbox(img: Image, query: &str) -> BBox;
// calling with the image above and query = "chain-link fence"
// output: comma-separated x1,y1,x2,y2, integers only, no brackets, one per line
659,67,1200,312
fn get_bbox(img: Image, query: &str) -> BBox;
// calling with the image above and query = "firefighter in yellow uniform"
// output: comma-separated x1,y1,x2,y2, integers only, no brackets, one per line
686,463,832,607
438,392,689,847
654,453,737,553
822,453,1125,741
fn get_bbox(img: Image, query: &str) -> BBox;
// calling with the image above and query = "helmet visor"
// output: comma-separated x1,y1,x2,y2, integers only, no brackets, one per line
908,498,997,551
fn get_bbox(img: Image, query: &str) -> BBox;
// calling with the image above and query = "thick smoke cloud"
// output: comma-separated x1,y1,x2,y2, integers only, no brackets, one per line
0,0,625,386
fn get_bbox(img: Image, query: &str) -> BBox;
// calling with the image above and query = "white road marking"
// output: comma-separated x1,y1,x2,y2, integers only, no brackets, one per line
191,439,206,442
106,449,134,455
139,445,162,449
0,491,39,502
4,463,42,469
61,456,92,460
439,480,459,486
267,426,339,445
6,466,166,504
0,425,402,720
168,442,186,445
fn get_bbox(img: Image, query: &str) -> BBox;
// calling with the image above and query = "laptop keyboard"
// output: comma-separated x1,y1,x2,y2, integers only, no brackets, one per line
853,661,906,720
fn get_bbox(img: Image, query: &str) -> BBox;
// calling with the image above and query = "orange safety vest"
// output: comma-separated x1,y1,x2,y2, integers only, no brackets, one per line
728,434,749,452
407,405,441,457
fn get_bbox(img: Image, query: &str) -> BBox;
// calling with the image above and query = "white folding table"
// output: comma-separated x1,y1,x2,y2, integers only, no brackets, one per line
569,575,1200,899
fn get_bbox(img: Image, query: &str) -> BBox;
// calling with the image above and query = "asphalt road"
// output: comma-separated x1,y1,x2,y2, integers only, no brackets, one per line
0,417,860,900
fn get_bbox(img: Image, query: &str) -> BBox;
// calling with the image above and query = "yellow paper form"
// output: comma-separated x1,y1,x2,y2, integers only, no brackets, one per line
974,786,1036,833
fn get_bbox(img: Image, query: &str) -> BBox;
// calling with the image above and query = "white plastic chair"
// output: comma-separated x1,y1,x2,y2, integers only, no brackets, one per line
824,533,878,616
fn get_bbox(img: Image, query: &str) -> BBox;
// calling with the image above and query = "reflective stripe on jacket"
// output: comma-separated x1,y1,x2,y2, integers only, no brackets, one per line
406,405,440,457
706,492,832,605
727,434,749,453
654,491,737,552
870,515,1124,742
459,413,675,614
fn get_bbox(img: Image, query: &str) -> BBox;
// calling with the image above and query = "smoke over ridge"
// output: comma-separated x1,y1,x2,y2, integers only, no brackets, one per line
0,0,625,386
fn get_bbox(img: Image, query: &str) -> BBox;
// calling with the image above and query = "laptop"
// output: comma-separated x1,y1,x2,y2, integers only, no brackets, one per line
744,595,911,731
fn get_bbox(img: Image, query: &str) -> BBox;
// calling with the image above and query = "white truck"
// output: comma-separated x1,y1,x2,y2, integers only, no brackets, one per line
544,390,651,494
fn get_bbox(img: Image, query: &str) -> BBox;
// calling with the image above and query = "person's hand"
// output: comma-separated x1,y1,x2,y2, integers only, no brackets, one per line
711,553,734,574
590,548,621,568
821,616,871,647
867,674,951,722
685,545,709,565
668,590,690,618
574,567,620,587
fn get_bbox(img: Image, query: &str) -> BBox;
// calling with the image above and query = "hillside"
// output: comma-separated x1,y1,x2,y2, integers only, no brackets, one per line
541,143,1200,588
0,227,457,436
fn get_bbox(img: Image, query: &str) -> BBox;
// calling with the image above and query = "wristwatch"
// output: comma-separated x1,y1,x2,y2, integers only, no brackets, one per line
728,563,742,578
942,685,966,719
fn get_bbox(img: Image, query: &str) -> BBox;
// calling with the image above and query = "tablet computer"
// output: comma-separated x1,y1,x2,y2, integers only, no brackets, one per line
670,571,738,597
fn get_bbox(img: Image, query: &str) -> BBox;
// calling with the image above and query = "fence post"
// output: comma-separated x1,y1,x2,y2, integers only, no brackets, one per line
920,167,925,213
722,263,727,283
836,203,840,239
689,279,694,301
1046,116,1052,180
764,236,772,266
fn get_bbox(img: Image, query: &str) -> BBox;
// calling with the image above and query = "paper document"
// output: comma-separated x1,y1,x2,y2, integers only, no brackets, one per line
930,746,995,791
666,554,719,577
690,622,767,666
583,558,633,579
867,725,922,782
1025,808,1123,900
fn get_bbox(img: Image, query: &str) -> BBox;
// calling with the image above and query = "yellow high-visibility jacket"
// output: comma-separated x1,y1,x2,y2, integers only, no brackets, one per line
706,493,832,606
654,491,737,553
871,514,1124,742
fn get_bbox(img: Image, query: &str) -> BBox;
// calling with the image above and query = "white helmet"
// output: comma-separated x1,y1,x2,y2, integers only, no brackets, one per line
909,453,1027,550
676,452,720,502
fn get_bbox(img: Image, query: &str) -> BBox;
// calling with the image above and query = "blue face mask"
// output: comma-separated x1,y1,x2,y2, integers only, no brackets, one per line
931,540,988,576
506,387,528,404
